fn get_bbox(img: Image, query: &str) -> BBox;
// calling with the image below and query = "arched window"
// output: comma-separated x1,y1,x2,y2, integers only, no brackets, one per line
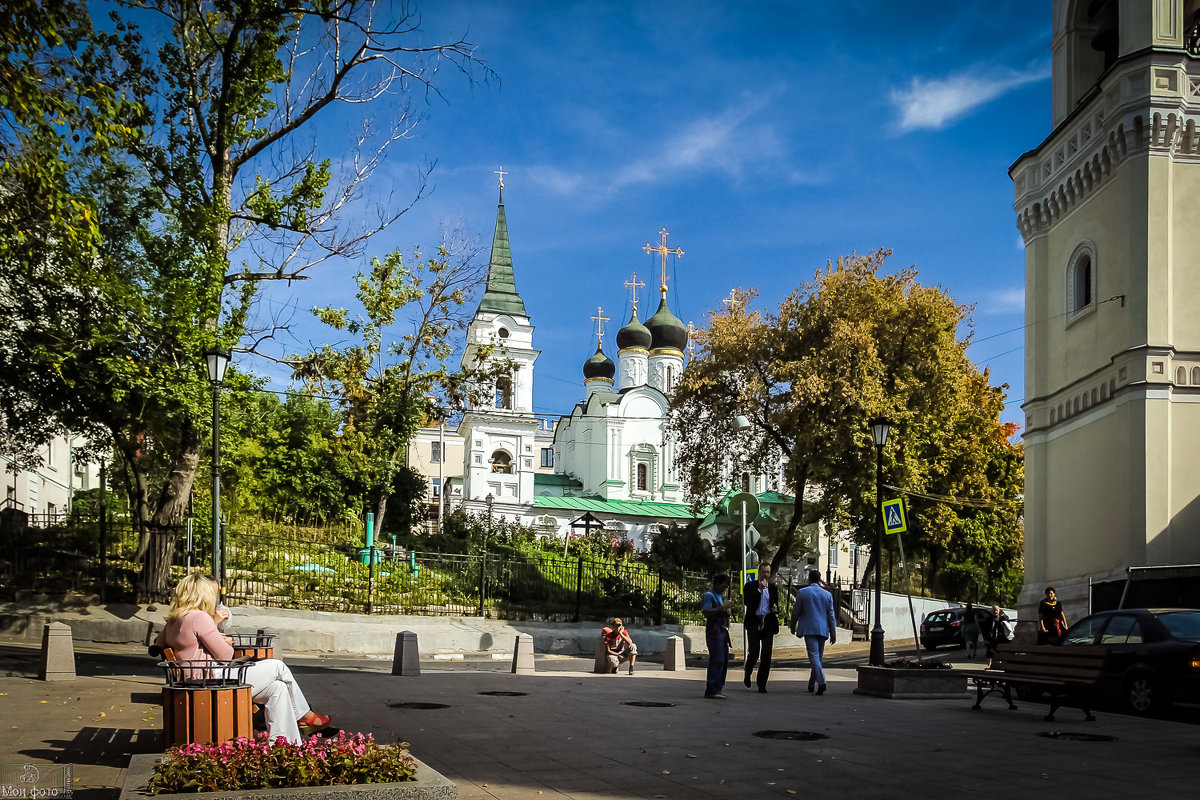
1109,378,1116,396
495,376,513,410
490,450,513,474
1192,367,1200,384
1049,408,1056,425
636,463,648,491
666,365,674,390
1067,243,1096,320
1100,383,1108,401
1178,367,1188,385
1062,0,1120,113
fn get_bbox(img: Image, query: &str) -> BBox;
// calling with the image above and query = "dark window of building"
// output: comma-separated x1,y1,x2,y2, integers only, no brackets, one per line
636,463,648,491
431,441,441,463
432,477,441,498
740,472,750,493
496,376,513,410
540,448,553,468
490,450,513,474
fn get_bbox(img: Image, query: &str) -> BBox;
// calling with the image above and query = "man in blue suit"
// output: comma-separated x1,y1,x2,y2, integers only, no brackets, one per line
790,569,836,695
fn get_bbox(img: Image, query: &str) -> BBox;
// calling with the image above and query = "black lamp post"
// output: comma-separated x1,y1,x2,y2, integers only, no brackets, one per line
204,347,231,585
868,416,891,667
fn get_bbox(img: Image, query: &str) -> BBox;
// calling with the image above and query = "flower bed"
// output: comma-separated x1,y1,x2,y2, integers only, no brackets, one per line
854,662,967,700
121,732,457,800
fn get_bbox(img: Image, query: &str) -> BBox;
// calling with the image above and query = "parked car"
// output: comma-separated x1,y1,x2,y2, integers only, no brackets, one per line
1060,608,1200,714
919,607,996,650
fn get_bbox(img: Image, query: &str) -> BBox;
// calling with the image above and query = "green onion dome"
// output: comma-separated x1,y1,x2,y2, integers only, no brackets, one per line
583,344,616,380
616,308,653,351
645,296,688,352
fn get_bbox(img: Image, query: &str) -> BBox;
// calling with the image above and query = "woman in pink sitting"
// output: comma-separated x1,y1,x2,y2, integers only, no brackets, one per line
156,572,330,743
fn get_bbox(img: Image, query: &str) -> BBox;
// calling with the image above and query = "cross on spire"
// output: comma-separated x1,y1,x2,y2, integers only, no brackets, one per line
494,165,508,190
687,321,698,359
642,227,684,298
624,273,646,311
590,306,610,344
721,289,741,311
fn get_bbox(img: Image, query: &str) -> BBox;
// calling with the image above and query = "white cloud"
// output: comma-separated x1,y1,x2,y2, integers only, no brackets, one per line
891,65,1048,132
980,287,1025,315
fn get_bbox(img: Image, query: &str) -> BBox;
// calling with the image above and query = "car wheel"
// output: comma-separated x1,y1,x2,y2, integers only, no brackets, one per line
1125,673,1161,715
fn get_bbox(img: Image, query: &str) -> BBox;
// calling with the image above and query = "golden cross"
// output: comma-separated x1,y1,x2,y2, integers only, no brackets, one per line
494,165,508,189
721,289,740,310
642,227,684,297
590,306,610,342
686,321,698,359
624,273,646,311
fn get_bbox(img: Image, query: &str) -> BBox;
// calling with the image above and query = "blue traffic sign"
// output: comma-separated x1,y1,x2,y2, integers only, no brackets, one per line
881,498,907,535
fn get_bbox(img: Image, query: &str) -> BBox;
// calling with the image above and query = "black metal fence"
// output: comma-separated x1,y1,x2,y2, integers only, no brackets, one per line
220,529,708,625
1,514,709,625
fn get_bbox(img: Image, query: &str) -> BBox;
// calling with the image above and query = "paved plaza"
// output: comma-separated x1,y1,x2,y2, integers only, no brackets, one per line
1,636,1199,800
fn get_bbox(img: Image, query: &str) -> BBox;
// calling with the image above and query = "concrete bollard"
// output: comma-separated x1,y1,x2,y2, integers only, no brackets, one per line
391,630,421,676
593,636,610,674
38,621,76,681
663,635,686,671
511,633,535,674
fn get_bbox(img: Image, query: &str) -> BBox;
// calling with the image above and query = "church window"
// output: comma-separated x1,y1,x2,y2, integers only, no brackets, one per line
430,441,441,463
1067,243,1096,322
1178,367,1188,385
495,376,513,410
666,365,674,390
637,463,648,491
1073,397,1080,414
1091,388,1098,405
1192,367,1200,384
540,448,553,468
1049,408,1055,425
1110,378,1117,395
497,327,509,339
1100,383,1108,401
1064,0,1119,111
490,450,513,473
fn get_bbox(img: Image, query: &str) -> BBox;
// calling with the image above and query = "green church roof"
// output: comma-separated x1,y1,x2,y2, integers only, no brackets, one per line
477,190,528,317
532,495,697,519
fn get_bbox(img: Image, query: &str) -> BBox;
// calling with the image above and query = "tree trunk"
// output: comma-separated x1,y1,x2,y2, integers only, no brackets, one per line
375,492,389,539
769,474,807,574
138,421,202,602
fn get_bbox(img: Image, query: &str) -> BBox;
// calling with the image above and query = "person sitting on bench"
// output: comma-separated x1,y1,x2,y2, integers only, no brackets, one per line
601,618,637,675
156,573,331,743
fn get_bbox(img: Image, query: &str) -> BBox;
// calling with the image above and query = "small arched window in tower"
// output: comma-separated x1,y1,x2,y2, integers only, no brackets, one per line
1178,367,1188,385
1066,243,1097,323
1192,367,1200,384
490,450,513,474
1065,1,1120,108
1110,378,1117,396
1101,383,1108,401
636,463,648,491
666,365,674,390
1091,388,1098,405
495,376,513,410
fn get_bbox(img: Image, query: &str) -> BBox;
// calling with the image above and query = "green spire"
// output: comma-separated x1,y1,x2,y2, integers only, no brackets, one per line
477,190,528,317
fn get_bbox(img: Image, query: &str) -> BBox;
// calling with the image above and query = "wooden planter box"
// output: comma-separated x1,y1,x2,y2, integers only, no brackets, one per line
854,665,968,699
120,753,458,800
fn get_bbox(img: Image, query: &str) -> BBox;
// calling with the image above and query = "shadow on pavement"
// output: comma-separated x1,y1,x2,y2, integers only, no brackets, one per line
19,726,162,769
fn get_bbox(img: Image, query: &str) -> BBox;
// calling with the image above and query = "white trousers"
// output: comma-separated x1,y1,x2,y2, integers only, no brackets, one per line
243,658,311,744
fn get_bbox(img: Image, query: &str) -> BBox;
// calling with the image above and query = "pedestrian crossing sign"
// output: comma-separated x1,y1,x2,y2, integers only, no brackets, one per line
881,498,907,535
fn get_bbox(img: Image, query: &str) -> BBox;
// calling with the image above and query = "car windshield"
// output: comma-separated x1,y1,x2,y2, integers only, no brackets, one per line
1158,611,1200,641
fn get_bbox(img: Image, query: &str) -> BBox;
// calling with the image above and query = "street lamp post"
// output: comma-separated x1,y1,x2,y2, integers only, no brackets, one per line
204,347,231,586
479,493,494,616
868,416,891,667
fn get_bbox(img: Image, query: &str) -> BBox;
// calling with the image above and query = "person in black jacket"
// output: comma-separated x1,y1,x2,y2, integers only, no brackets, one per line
742,560,780,693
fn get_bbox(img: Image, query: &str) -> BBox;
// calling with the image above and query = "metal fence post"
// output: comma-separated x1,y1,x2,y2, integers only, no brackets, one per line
656,570,663,626
573,557,583,623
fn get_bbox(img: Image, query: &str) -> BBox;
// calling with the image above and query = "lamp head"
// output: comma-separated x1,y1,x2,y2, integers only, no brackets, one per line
204,347,231,385
731,415,751,432
868,416,892,448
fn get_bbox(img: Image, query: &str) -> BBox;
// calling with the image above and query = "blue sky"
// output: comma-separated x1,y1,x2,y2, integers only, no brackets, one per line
251,1,1051,427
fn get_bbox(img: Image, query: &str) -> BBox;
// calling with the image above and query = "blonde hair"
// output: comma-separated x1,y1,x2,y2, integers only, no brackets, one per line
167,573,221,624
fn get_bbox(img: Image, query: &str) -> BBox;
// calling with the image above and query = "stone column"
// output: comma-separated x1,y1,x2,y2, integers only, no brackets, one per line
663,635,686,671
38,622,76,681
511,633,535,674
392,631,421,676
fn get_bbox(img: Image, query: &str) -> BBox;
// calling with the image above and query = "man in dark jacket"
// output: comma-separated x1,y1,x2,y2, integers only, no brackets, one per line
742,560,780,693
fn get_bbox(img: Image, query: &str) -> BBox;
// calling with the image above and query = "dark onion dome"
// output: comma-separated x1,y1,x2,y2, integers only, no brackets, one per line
645,296,688,352
583,344,616,380
615,308,652,351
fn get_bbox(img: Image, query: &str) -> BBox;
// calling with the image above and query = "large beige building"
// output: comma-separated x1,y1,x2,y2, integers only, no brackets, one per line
1015,1,1200,617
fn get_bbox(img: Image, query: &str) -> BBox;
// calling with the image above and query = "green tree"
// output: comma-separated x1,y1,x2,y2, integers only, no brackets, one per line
0,1,490,598
669,250,1023,598
293,243,505,534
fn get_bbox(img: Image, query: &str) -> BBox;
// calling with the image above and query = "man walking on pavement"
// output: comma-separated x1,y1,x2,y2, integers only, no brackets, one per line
702,573,732,699
790,569,836,695
742,560,780,693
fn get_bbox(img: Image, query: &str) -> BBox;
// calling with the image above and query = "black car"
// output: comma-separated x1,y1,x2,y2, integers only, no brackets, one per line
919,607,996,650
1061,608,1200,714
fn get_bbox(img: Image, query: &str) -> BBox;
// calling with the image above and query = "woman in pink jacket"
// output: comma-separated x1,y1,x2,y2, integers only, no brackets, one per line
156,573,330,743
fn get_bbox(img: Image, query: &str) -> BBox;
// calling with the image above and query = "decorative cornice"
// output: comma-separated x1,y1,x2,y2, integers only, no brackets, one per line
1012,54,1200,243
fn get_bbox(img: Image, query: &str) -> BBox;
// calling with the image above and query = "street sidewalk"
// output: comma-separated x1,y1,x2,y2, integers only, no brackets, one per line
2,636,1199,799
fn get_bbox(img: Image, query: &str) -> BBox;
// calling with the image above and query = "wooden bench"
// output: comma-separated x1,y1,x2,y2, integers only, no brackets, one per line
152,645,256,747
970,644,1107,721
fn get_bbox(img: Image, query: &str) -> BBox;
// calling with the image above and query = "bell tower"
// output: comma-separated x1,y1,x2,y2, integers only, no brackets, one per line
1014,1,1200,617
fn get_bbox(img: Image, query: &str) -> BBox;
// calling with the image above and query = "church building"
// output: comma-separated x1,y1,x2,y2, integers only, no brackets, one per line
1015,1,1200,617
